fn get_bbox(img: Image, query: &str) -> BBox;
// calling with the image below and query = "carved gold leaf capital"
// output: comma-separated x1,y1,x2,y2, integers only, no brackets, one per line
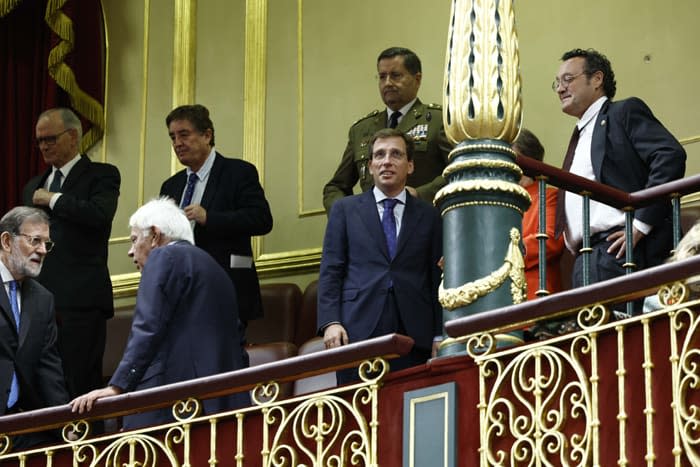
443,0,521,143
442,158,522,179
434,179,531,207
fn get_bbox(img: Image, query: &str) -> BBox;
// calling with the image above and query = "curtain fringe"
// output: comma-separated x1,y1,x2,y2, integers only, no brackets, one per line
0,0,23,18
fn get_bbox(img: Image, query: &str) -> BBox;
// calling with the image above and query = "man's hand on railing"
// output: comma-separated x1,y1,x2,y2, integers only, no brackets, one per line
70,385,123,415
323,324,349,349
607,226,645,259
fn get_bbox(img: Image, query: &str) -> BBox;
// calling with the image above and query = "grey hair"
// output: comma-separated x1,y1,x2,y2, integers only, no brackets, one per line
0,207,50,235
129,197,194,244
39,108,83,141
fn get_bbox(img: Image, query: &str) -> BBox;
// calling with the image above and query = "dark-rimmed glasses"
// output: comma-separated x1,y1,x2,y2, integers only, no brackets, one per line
14,233,55,252
35,129,71,147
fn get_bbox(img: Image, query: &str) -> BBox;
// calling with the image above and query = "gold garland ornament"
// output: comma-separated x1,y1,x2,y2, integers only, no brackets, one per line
439,227,526,310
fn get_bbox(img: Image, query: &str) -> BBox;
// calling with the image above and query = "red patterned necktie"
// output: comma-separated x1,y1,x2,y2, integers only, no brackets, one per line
554,126,581,238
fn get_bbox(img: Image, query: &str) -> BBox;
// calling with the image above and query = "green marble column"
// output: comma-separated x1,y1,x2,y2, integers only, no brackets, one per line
437,0,530,356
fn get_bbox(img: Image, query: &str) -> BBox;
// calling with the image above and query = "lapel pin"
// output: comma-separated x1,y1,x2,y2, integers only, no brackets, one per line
600,119,606,126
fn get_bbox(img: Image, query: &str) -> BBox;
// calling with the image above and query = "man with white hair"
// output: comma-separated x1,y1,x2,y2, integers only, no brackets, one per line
70,198,249,429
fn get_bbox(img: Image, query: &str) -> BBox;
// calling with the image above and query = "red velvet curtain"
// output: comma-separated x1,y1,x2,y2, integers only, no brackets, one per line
0,0,104,213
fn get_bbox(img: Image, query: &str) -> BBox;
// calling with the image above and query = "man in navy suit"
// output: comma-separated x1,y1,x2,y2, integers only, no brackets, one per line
23,108,120,403
554,48,686,298
159,104,272,325
70,198,250,429
0,207,69,448
318,128,442,384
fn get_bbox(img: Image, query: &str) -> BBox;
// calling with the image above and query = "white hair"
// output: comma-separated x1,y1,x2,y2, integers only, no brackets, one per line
672,222,700,262
129,197,194,244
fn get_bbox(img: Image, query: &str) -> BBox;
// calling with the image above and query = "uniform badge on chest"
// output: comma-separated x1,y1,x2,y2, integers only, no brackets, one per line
406,124,428,141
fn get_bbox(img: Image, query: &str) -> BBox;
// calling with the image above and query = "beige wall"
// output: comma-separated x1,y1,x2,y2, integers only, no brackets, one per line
96,0,699,306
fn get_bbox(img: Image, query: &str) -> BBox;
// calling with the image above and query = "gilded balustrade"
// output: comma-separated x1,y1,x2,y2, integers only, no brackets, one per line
456,279,700,466
0,358,390,467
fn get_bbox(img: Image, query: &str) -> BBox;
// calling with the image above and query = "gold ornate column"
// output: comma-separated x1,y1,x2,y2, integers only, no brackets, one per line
171,0,197,173
437,0,529,356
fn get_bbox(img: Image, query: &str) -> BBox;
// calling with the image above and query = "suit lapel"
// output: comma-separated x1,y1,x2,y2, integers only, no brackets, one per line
356,191,390,260
60,155,89,192
28,169,51,194
200,153,222,209
0,285,15,334
16,281,34,347
168,171,188,202
591,100,611,181
395,194,423,258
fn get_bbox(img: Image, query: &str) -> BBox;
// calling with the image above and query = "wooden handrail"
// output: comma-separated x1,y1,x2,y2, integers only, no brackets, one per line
516,155,700,209
0,334,414,436
444,254,700,337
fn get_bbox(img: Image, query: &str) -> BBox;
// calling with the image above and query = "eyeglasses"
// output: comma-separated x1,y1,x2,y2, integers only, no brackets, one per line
35,129,71,146
552,72,586,91
14,233,55,252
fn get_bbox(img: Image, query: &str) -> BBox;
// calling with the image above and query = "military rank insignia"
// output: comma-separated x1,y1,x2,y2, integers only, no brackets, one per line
406,124,428,141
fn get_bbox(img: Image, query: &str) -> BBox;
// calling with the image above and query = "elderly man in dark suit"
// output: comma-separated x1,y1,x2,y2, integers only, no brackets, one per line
553,49,686,298
70,198,250,429
0,207,69,448
23,108,120,402
159,104,272,326
318,128,443,384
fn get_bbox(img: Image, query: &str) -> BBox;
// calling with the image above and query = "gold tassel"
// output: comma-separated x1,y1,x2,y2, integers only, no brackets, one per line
0,0,23,18
44,0,104,152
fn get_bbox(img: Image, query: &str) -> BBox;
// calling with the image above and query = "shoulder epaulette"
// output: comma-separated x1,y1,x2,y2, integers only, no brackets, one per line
351,109,380,126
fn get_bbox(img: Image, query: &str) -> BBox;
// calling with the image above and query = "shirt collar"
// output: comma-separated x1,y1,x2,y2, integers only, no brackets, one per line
55,153,81,178
577,96,608,130
373,186,407,204
0,259,15,284
186,148,216,179
387,98,417,121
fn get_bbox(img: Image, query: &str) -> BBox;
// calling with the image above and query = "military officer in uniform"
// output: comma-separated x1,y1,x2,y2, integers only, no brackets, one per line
322,47,452,213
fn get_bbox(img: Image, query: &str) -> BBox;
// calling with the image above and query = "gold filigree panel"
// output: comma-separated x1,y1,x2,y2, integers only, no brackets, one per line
0,358,388,467
479,341,593,466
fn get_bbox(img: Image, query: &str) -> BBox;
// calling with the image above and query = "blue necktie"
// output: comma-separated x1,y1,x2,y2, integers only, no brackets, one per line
49,169,63,192
180,173,198,208
7,281,20,409
382,198,399,259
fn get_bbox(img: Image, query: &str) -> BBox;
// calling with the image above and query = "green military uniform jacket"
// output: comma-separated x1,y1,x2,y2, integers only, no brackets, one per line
322,98,452,213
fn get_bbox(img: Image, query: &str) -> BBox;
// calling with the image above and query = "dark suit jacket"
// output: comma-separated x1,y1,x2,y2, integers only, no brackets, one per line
23,155,121,316
590,97,686,265
109,241,250,429
160,153,273,322
0,278,68,414
317,190,442,351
